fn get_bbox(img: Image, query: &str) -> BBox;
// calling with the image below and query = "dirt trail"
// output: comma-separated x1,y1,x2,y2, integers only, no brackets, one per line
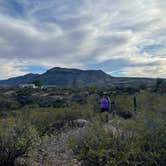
16,128,82,166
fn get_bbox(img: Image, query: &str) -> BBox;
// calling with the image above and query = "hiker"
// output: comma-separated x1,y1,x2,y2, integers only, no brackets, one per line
111,100,116,116
133,96,137,112
100,94,110,122
100,94,110,112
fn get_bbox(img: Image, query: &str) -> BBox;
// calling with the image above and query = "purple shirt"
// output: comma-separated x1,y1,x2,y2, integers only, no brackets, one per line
100,98,109,109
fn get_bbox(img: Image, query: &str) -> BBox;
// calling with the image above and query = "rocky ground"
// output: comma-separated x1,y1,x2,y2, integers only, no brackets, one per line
15,128,83,166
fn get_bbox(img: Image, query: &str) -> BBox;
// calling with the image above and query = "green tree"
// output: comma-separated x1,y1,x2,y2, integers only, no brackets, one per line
32,80,43,87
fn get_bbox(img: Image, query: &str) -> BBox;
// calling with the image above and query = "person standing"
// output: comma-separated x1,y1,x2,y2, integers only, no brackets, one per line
100,95,110,112
133,96,137,112
100,95,110,122
111,100,116,116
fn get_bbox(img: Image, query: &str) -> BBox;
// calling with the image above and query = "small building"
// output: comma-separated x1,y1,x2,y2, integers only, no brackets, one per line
41,85,57,89
19,84,37,89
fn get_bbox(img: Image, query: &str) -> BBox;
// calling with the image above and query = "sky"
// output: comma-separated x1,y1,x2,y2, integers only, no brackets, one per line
0,0,165,79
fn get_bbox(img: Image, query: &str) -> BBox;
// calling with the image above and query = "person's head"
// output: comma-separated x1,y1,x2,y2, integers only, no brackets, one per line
102,94,106,98
102,92,107,98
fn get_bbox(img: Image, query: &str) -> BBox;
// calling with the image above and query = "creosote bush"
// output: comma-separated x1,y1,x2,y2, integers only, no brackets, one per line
0,122,39,166
69,105,166,166
0,97,20,111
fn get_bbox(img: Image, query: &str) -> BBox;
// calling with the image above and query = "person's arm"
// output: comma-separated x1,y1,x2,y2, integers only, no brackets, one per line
107,96,111,103
107,96,111,112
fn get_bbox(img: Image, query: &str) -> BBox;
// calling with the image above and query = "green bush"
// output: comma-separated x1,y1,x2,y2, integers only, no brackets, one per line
0,98,19,111
0,122,39,166
69,116,166,166
69,124,132,166
13,104,92,135
16,89,35,106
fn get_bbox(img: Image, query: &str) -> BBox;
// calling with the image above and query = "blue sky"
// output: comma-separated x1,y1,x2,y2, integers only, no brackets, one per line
0,0,165,79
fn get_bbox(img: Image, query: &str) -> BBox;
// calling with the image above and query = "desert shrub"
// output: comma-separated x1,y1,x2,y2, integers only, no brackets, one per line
118,110,133,119
69,124,132,166
159,82,166,93
53,98,67,108
69,112,166,166
139,84,148,90
0,122,39,166
16,89,35,105
0,111,8,118
0,98,19,111
113,95,135,119
124,86,139,94
53,105,92,122
87,94,100,111
37,97,55,107
152,80,166,93
141,127,166,165
13,104,92,135
69,127,166,166
71,94,87,104
136,92,166,114
37,96,67,108
16,109,55,135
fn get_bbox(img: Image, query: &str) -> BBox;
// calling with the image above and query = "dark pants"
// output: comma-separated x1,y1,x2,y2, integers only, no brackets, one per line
100,108,109,122
100,108,109,112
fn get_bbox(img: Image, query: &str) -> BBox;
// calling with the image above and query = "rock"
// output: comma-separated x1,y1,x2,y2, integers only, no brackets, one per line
104,125,117,136
14,157,27,166
71,119,90,128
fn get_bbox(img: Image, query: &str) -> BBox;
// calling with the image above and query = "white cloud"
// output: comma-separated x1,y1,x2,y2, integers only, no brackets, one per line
0,0,165,79
122,62,166,78
0,59,26,79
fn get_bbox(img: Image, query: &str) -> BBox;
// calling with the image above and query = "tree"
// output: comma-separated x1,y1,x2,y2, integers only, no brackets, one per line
156,78,163,88
32,80,43,87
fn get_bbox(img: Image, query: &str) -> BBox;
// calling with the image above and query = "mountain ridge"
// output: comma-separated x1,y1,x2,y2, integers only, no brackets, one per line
0,67,164,87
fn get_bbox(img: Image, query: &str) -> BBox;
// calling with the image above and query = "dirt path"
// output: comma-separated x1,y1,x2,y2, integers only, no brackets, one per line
16,128,83,166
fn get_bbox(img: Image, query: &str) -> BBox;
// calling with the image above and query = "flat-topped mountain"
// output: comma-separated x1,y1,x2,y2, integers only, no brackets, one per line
0,67,112,87
0,67,163,87
36,67,112,87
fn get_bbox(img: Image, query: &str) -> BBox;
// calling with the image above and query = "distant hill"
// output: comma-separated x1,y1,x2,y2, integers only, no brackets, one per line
0,73,39,87
0,67,163,87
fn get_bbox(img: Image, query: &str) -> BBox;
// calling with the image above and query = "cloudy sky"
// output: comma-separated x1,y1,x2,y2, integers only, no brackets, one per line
0,0,165,79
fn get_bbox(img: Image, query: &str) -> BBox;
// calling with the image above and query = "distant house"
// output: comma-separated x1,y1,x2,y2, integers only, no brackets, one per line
19,84,57,89
41,85,57,89
19,84,37,89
